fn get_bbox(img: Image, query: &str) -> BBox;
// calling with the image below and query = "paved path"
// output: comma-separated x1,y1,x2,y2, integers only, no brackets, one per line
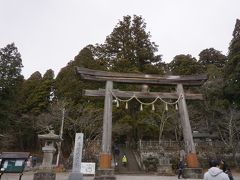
1,172,240,180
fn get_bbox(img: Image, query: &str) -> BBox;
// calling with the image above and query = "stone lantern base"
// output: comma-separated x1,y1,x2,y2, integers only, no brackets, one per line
94,168,116,180
68,172,83,180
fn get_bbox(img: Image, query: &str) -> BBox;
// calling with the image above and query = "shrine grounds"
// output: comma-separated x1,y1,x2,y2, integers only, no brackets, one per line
1,171,240,180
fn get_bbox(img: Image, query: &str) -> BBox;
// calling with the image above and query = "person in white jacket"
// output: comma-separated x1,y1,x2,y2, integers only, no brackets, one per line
204,160,230,180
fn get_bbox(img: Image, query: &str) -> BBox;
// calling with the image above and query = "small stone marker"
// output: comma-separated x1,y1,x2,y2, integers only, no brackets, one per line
68,133,84,180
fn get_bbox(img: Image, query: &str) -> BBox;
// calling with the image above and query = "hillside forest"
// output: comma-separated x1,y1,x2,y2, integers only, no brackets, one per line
1,15,240,163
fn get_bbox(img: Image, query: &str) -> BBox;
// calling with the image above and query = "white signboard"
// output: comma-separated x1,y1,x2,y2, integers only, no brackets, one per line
15,160,24,166
3,161,8,168
80,162,95,175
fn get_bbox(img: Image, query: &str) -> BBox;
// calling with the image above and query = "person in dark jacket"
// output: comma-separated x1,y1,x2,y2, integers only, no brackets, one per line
178,160,184,179
220,160,234,180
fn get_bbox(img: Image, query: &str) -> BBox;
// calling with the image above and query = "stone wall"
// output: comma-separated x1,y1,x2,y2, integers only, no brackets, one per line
137,140,240,169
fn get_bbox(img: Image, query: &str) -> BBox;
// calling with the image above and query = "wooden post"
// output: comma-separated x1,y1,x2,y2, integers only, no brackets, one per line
99,81,113,169
176,83,199,168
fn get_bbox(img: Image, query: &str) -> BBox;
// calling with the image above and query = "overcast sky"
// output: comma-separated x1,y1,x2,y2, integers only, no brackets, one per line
1,0,240,79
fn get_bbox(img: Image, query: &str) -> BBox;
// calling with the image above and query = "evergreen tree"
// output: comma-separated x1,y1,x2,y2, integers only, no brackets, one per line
228,19,240,59
199,48,227,69
17,71,42,113
14,70,55,150
55,45,104,103
20,70,54,115
38,69,55,111
168,54,204,75
224,19,240,105
0,43,23,93
75,45,106,70
96,15,163,74
0,43,23,134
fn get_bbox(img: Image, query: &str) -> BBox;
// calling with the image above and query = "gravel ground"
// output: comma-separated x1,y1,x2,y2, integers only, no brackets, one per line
0,171,239,180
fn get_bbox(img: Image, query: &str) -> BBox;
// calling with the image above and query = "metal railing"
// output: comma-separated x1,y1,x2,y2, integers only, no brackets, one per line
137,140,227,151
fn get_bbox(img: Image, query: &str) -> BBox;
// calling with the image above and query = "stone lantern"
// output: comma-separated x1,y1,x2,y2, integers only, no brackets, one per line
34,130,62,180
38,130,62,169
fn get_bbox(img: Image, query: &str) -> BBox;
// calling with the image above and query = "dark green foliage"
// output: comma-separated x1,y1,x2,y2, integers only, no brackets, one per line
96,15,164,74
224,19,240,105
203,65,226,106
74,45,106,70
205,64,224,80
168,54,204,75
14,114,38,150
0,43,23,134
199,21,240,165
19,71,42,112
19,70,55,114
0,43,23,93
55,45,105,104
199,48,227,69
12,70,55,150
228,19,240,59
224,54,240,104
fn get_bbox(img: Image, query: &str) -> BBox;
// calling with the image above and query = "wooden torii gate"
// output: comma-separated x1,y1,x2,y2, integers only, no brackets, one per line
76,67,207,170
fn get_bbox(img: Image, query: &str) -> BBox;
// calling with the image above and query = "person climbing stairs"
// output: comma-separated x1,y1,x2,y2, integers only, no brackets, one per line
115,145,143,174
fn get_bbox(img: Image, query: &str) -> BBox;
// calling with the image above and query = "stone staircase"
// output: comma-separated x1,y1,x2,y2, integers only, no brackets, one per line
115,146,143,174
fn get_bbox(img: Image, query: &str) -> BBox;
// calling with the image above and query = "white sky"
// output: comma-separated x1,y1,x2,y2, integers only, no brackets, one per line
0,0,240,79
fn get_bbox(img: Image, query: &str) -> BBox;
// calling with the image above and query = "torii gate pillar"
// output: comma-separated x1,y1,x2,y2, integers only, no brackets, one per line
177,83,199,168
99,81,113,169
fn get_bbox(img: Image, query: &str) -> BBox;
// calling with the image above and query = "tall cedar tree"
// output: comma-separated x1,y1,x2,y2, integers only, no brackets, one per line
16,72,41,150
38,69,55,112
19,71,42,113
224,19,240,105
0,43,23,132
97,15,163,74
0,43,23,93
20,70,54,114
